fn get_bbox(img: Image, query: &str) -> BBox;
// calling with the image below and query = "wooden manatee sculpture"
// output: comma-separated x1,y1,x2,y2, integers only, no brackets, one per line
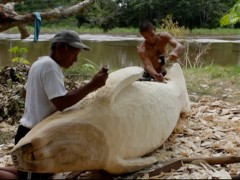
11,63,190,174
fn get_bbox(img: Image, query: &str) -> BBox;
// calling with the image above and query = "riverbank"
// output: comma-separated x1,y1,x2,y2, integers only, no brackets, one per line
2,31,240,42
4,26,240,37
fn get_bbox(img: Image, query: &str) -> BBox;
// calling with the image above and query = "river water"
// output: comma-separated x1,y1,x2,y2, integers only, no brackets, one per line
0,33,240,69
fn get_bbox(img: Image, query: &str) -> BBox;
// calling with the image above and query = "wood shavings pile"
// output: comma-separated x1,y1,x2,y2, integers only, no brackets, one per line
0,95,240,179
147,95,240,179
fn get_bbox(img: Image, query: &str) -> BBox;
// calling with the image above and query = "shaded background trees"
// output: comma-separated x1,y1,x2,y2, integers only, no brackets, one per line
82,0,237,30
0,0,238,31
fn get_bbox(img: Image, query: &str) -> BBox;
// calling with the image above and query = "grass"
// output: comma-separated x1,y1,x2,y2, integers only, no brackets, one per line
188,28,240,36
183,65,240,102
5,25,240,36
63,63,240,103
5,25,139,35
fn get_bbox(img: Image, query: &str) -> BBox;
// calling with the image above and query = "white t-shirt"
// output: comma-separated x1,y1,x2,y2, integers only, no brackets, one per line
20,56,67,128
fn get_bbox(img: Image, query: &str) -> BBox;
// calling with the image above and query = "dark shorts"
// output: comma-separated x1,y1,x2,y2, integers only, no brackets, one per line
142,70,167,80
15,125,54,180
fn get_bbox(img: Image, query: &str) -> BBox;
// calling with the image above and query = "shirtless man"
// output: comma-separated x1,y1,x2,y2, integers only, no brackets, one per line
138,20,184,81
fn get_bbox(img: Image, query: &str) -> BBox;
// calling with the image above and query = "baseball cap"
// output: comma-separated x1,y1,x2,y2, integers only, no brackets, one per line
52,30,90,50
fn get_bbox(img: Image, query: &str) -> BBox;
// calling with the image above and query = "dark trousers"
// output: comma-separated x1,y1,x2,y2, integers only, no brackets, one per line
15,125,54,180
142,70,167,80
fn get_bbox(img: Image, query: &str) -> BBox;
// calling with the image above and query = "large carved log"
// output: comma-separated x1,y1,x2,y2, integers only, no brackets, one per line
11,63,191,174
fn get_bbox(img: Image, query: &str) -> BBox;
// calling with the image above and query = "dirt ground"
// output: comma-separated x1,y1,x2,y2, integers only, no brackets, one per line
0,64,240,179
0,95,240,179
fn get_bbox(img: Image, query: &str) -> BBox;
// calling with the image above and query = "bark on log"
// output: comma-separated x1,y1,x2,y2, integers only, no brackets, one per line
0,0,96,39
180,156,240,165
148,160,183,177
123,156,240,179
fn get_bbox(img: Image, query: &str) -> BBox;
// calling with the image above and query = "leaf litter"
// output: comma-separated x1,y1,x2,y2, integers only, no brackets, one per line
0,65,240,179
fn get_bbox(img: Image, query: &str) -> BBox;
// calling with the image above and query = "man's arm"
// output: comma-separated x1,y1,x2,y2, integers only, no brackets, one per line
51,67,108,111
164,32,184,62
138,45,164,81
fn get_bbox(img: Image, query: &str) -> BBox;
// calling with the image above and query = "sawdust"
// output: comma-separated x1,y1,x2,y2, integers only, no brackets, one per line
1,64,240,179
1,95,240,179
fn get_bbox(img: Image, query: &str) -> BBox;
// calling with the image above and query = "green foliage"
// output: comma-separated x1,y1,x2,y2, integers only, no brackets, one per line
8,46,30,65
9,46,28,54
2,0,238,30
12,57,30,65
79,0,119,32
80,63,97,74
220,0,240,27
189,28,240,35
6,46,30,85
64,58,99,78
160,14,189,38
15,0,78,13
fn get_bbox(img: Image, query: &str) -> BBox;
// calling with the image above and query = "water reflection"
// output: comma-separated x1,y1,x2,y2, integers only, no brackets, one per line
0,39,144,69
0,35,240,69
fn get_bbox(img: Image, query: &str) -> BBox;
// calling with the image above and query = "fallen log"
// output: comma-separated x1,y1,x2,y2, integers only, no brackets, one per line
148,160,183,177
120,156,240,179
180,155,240,165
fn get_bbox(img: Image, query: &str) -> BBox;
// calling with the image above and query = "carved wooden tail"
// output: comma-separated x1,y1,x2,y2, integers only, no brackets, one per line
96,66,144,103
165,63,191,113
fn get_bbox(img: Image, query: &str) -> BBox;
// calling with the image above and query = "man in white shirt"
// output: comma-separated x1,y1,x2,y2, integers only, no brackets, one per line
0,30,108,180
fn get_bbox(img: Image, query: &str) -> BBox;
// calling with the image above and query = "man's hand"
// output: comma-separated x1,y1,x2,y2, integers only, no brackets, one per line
89,66,109,90
168,53,178,62
154,73,164,81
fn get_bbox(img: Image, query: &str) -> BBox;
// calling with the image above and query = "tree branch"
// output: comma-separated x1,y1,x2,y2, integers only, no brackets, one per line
0,0,96,39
